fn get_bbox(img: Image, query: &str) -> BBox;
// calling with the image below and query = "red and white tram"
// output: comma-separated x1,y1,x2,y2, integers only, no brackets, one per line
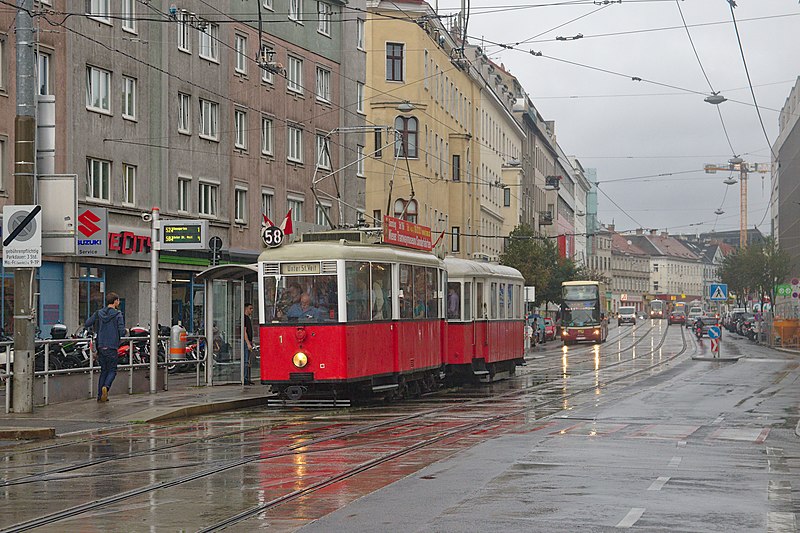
257,231,525,402
444,258,525,381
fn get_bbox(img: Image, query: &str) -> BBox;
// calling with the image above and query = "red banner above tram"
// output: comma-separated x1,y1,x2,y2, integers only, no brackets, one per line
382,216,433,251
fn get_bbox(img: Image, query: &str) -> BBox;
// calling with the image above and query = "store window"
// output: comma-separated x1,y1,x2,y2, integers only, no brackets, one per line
79,266,105,325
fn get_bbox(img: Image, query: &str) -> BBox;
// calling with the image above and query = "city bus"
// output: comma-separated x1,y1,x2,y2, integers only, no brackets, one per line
649,299,665,319
560,281,608,345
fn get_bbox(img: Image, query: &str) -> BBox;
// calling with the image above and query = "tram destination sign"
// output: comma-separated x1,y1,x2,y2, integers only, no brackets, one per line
160,219,208,250
382,215,432,251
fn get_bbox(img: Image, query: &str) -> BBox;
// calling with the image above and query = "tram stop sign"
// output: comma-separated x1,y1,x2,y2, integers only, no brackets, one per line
708,326,721,339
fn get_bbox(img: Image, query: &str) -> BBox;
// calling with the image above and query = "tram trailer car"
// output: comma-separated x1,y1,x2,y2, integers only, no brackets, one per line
444,258,525,382
258,232,525,402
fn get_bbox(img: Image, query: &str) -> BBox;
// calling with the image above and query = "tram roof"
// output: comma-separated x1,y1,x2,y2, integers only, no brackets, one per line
257,240,444,267
443,257,523,281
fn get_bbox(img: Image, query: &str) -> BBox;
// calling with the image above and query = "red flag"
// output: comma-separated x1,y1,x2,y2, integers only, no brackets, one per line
263,214,275,227
280,209,293,235
432,229,446,248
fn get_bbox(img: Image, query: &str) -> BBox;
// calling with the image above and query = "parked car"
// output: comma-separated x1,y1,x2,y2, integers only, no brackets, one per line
668,311,686,325
725,309,747,332
543,317,556,341
618,306,637,326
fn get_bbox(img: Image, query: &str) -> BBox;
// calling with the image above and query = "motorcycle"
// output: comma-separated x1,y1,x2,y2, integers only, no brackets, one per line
695,323,704,339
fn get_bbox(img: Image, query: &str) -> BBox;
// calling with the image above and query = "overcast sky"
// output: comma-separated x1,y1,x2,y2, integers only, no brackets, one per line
436,0,799,236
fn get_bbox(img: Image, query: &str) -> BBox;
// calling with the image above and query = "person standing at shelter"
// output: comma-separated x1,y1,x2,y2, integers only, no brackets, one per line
85,292,125,402
243,302,254,385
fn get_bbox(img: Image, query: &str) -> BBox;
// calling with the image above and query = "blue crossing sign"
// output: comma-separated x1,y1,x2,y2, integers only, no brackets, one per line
708,326,721,339
709,283,728,301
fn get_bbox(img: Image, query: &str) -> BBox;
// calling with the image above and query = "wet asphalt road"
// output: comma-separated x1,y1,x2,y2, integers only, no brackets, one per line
0,320,797,532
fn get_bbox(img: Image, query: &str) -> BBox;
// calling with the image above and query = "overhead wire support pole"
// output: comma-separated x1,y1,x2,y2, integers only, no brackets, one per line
12,0,37,414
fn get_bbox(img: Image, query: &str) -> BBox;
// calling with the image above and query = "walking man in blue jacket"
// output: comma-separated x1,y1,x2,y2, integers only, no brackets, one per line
85,292,126,402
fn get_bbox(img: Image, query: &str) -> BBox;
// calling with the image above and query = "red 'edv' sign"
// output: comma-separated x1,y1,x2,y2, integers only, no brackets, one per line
382,215,432,251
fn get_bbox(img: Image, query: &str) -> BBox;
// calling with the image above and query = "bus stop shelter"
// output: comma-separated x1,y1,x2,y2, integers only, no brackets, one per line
195,264,259,386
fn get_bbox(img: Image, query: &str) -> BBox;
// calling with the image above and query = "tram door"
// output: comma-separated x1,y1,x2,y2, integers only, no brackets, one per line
211,279,243,384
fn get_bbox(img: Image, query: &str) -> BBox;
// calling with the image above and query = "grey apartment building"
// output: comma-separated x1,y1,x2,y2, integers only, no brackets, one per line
0,0,366,334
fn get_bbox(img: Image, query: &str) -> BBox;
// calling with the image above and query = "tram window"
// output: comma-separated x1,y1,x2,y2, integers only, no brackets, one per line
426,267,439,318
447,282,461,320
514,285,521,318
490,282,498,319
269,275,337,323
499,283,506,319
346,261,371,321
371,262,391,320
464,282,472,320
399,264,413,319
412,265,428,318
476,281,485,319
507,284,514,319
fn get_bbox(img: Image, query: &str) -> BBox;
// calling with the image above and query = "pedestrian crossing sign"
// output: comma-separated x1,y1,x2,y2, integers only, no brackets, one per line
709,283,728,301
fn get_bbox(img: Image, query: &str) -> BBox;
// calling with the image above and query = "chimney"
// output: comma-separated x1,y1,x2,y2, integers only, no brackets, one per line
635,228,643,235
661,231,669,238
607,224,615,232
649,229,657,235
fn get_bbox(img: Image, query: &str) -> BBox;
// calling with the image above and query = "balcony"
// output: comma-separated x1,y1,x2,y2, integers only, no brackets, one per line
539,211,554,225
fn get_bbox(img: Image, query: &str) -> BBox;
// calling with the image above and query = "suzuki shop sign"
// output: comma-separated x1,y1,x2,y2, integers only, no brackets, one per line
77,208,107,256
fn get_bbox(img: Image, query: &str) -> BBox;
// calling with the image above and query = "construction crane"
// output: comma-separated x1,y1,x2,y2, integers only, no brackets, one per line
704,158,771,248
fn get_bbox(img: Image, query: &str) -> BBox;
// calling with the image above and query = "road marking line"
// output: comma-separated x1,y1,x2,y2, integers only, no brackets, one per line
668,456,682,468
616,508,645,528
713,415,724,425
756,428,771,444
767,512,796,532
677,440,687,447
647,476,670,491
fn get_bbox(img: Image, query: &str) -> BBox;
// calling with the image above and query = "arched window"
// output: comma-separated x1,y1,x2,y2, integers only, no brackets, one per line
394,116,418,158
393,198,418,224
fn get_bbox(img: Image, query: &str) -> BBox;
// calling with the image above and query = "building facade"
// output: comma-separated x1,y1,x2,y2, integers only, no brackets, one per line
772,76,800,272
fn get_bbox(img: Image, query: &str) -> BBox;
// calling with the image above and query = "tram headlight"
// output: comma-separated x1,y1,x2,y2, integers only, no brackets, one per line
561,329,569,337
292,352,308,368
593,328,600,336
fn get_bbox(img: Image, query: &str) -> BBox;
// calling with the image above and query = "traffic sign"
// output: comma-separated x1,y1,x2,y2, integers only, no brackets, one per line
708,326,721,339
709,283,728,301
3,205,42,268
262,226,284,248
710,338,719,354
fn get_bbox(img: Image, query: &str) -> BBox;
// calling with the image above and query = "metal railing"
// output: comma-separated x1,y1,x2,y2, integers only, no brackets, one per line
0,335,207,414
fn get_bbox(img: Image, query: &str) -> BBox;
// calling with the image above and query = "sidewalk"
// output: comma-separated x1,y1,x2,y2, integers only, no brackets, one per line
0,379,273,444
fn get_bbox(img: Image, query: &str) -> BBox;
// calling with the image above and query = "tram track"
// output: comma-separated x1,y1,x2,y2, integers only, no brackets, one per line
0,322,689,532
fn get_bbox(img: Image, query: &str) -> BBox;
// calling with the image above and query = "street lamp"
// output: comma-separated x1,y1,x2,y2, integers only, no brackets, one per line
723,177,737,185
705,93,727,105
397,101,415,113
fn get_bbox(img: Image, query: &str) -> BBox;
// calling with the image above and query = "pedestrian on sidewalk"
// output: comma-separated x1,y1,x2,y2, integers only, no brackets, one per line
243,302,254,385
85,292,126,402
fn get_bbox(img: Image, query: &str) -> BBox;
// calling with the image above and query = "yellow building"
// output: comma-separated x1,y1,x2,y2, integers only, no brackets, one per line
364,1,481,258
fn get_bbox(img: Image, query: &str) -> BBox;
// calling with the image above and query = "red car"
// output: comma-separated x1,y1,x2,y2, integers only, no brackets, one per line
544,318,556,341
668,311,685,325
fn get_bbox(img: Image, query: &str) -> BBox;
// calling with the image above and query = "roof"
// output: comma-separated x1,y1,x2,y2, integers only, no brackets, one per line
628,234,700,261
444,257,524,281
611,233,648,256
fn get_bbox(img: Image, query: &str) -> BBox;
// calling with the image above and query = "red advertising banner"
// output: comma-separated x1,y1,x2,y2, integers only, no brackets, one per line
382,215,433,251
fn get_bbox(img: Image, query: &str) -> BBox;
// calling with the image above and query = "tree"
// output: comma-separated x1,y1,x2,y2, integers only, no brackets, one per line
718,238,790,308
499,225,558,306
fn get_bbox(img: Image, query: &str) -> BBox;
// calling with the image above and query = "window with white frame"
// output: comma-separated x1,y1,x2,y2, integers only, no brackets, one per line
287,197,304,221
178,177,191,212
263,0,273,9
199,181,218,216
260,44,274,83
317,2,331,35
86,66,111,113
198,22,219,62
234,186,248,224
287,56,303,94
289,0,302,21
87,158,110,201
261,189,274,220
178,11,191,52
356,82,365,114
386,42,404,81
122,0,136,32
199,99,218,140
35,51,50,95
261,116,273,155
0,139,6,189
315,67,331,102
287,125,303,163
122,164,136,205
122,76,136,120
315,203,331,226
316,134,330,169
356,145,365,177
87,0,110,23
234,109,247,149
178,92,191,133
357,19,365,50
234,34,247,74
0,40,4,91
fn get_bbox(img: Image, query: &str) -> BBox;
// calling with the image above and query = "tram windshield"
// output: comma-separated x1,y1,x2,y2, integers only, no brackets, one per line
562,284,601,327
263,275,338,324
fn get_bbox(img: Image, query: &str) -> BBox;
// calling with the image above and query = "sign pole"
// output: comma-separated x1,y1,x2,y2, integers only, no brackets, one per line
149,207,160,394
12,0,37,414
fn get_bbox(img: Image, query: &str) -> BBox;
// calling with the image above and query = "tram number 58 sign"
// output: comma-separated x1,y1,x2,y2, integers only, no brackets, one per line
262,226,284,248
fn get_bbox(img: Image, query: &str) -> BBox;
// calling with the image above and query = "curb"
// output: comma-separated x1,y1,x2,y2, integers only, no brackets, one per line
796,419,800,439
691,356,740,362
0,427,56,440
127,396,271,423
